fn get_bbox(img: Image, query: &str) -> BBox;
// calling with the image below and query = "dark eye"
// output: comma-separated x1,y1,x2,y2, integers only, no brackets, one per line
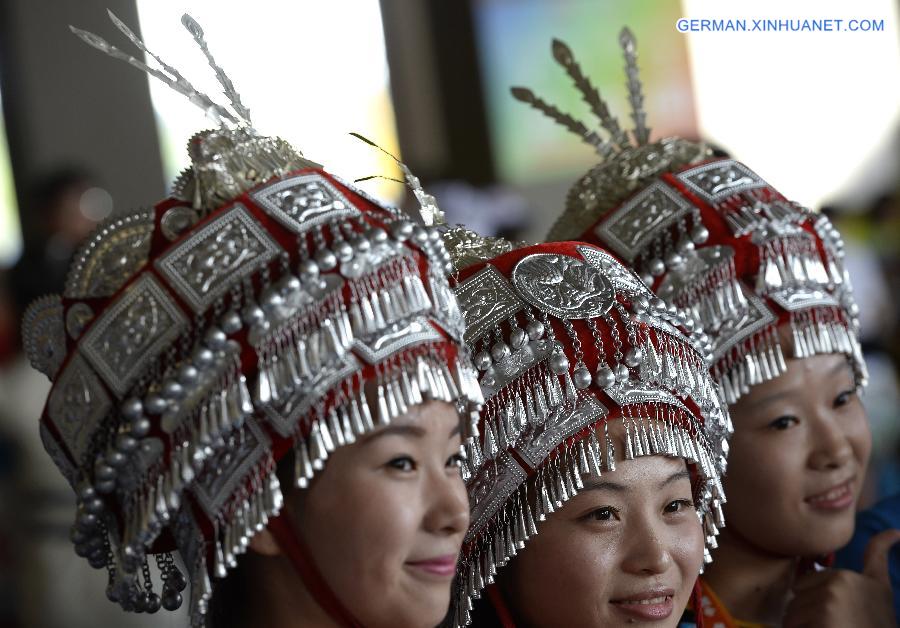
768,416,799,431
586,506,619,522
388,456,415,472
834,389,856,408
664,499,695,514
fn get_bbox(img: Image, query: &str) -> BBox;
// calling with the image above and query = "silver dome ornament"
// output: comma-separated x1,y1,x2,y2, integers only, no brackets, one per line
162,381,185,400
106,450,127,468
594,365,616,388
624,347,644,367
526,320,545,340
334,240,354,263
664,251,684,269
84,497,105,514
120,397,143,420
367,227,388,243
220,310,242,334
641,274,654,287
678,239,695,253
390,220,414,241
615,364,630,383
490,341,511,362
549,350,569,374
204,327,228,350
260,287,284,311
649,258,665,276
412,226,429,244
573,365,592,389
178,365,199,386
241,304,265,326
651,298,667,313
510,327,527,350
144,393,167,415
297,258,320,279
314,248,338,272
116,434,138,453
193,347,215,368
474,351,492,371
691,224,709,244
349,234,371,253
130,417,151,438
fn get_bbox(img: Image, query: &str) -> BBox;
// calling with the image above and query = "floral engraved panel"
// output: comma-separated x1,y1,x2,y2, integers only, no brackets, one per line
80,274,188,396
156,204,282,313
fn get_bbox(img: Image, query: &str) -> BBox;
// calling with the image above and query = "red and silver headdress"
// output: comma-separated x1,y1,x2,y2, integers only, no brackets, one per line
444,236,731,626
21,13,481,626
514,30,866,405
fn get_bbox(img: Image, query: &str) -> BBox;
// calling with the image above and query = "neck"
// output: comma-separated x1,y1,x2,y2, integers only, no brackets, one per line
703,527,799,625
244,552,340,628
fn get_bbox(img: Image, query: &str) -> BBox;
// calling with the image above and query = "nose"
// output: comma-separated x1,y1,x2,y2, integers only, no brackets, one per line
808,410,854,471
423,465,470,537
619,515,673,576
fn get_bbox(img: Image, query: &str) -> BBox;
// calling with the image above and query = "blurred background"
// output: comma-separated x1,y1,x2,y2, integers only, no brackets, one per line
0,0,896,626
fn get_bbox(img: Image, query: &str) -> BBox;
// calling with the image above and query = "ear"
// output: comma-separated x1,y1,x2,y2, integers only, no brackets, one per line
248,527,283,557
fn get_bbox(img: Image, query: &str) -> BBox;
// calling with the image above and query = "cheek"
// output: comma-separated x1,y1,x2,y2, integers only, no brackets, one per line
669,516,705,586
507,522,614,623
844,405,872,467
301,472,423,603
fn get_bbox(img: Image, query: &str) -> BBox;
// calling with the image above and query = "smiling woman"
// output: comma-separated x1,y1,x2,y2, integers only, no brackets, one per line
22,12,485,628
438,233,732,628
210,400,471,628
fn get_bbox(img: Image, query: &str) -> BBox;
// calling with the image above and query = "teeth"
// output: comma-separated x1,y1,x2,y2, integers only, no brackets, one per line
616,595,671,605
808,483,849,502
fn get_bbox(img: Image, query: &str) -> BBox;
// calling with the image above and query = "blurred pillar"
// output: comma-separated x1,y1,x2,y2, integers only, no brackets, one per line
0,0,165,239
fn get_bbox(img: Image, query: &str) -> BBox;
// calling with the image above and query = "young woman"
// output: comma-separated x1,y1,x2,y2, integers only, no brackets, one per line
512,30,894,627
24,13,483,628
440,235,731,627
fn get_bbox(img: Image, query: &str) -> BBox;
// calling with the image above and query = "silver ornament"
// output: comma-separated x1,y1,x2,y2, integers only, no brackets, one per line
594,366,616,388
573,366,592,389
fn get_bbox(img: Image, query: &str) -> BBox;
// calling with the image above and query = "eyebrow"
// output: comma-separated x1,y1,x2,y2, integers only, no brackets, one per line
580,469,690,493
359,423,460,445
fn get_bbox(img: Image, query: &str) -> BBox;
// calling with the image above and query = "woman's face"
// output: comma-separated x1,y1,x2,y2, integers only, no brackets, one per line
503,446,704,627
723,352,870,557
295,400,469,628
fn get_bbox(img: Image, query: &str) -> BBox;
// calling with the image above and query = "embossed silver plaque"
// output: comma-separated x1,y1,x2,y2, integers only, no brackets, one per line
156,204,283,314
250,172,360,235
512,253,615,320
81,274,188,396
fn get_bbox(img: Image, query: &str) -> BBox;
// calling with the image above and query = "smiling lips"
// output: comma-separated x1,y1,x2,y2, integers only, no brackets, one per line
609,588,675,621
805,478,856,511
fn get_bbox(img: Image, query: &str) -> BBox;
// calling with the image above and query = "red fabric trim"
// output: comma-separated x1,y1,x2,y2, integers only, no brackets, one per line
486,584,517,628
267,511,364,628
692,577,706,628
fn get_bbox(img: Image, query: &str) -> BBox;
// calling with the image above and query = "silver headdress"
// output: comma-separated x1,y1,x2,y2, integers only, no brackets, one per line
448,239,731,626
22,12,481,626
514,30,866,404
510,30,711,243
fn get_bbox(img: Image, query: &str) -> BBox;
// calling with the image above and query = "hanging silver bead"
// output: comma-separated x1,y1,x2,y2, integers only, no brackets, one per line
594,366,616,388
615,364,630,383
220,310,243,334
691,224,710,244
297,258,319,279
490,342,511,362
314,248,338,271
509,327,527,350
573,366,592,389
525,320,545,340
474,351,492,371
549,351,569,374
624,347,644,367
649,258,665,276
